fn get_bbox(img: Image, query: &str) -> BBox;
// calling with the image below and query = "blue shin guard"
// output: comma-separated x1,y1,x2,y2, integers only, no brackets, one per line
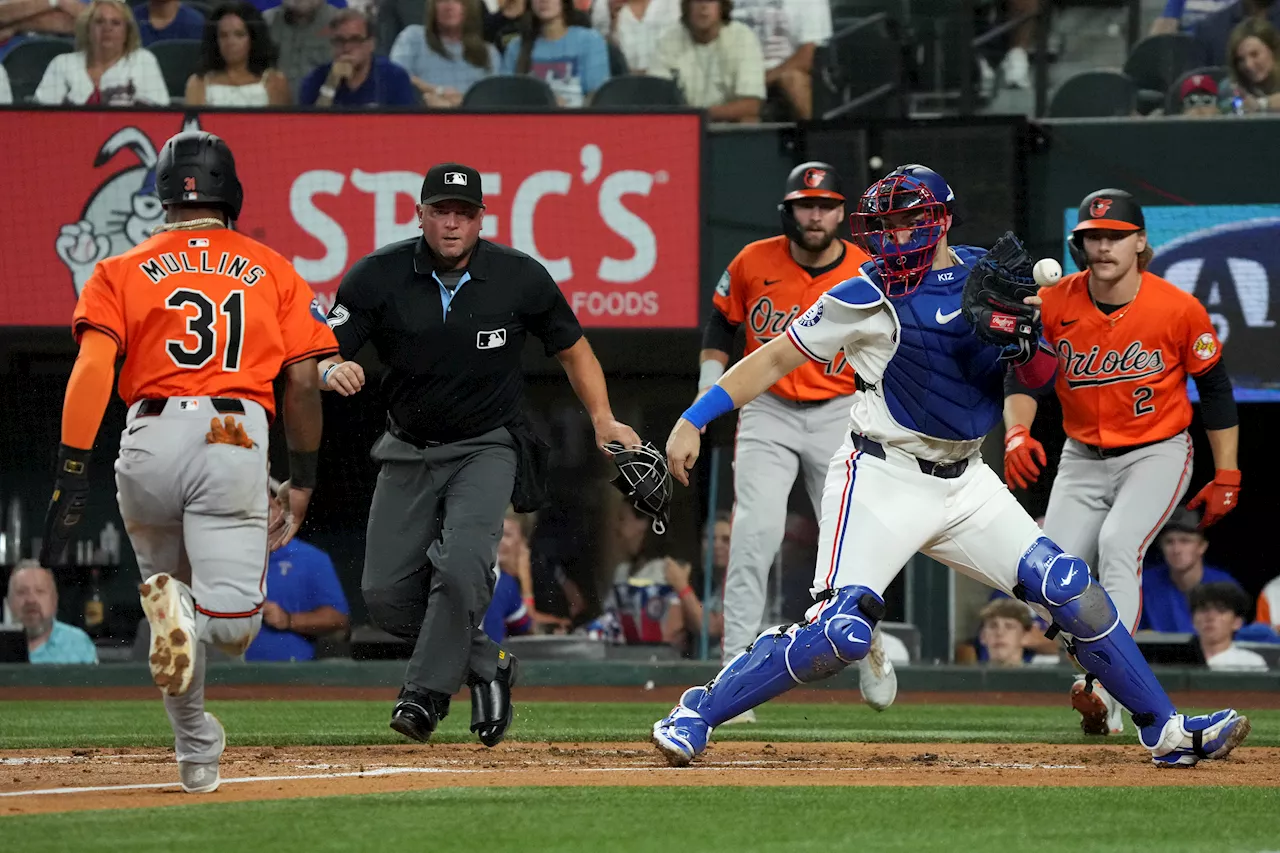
692,585,884,727
1015,538,1176,744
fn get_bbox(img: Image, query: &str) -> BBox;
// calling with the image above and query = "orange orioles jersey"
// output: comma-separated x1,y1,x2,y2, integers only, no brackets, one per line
1038,270,1223,448
72,228,339,419
713,235,871,402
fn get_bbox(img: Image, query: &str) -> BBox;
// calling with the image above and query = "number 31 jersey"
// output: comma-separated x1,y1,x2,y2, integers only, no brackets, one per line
72,229,339,419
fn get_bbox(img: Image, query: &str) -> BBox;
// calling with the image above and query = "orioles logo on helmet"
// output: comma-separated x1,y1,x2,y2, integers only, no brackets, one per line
1089,197,1114,218
803,168,827,189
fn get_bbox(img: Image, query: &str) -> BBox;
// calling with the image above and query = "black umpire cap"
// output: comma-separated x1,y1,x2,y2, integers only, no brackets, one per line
1072,188,1144,234
421,163,483,207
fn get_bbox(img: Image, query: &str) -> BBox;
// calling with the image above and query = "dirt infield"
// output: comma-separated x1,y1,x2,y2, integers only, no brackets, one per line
3,741,1277,816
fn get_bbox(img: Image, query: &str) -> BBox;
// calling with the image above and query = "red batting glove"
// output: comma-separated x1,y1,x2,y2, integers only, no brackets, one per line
1003,425,1046,491
1186,469,1242,528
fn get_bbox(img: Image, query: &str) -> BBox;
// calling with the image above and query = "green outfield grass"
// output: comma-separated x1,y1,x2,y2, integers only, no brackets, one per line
0,700,1276,749
6,786,1279,853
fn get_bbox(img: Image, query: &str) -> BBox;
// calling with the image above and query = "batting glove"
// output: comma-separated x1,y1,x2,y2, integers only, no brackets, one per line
1186,469,1242,527
40,444,91,567
1003,425,1046,491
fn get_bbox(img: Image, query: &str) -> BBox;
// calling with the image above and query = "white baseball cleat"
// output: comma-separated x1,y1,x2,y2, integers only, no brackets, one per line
139,573,197,697
1071,676,1124,735
858,628,898,712
180,713,225,794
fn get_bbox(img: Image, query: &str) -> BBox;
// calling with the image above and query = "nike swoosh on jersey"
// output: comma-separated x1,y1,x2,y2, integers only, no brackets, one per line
935,307,963,324
1061,318,1079,326
764,278,782,286
127,424,148,435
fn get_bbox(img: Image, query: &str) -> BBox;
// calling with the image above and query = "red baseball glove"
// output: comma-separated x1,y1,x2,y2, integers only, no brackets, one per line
1003,425,1046,490
1186,469,1242,527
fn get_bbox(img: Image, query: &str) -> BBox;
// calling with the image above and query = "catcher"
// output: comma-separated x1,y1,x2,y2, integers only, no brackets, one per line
651,164,1248,769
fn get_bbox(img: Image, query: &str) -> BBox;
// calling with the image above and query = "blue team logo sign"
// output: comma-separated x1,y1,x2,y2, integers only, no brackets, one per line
797,301,824,327
1061,204,1280,400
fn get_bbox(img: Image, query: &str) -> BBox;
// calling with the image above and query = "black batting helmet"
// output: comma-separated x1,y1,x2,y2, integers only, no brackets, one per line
1067,188,1144,270
778,161,845,245
155,131,244,221
605,441,672,535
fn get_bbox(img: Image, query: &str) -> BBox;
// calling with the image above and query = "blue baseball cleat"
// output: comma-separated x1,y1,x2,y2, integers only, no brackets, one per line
652,687,713,766
1144,709,1251,768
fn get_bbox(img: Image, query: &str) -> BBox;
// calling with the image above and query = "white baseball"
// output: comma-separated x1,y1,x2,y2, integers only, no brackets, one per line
869,156,883,170
1033,258,1062,287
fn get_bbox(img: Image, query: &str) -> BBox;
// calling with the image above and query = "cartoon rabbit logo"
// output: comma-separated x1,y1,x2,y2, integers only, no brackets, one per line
56,116,201,296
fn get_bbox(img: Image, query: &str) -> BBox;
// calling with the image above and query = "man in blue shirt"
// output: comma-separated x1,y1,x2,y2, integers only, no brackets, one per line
132,0,205,47
6,561,98,664
245,537,350,662
1139,507,1242,633
299,7,418,107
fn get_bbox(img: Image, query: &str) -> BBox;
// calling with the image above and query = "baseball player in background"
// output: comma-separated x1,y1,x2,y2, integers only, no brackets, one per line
652,164,1250,769
701,161,896,719
39,131,338,794
1003,189,1241,737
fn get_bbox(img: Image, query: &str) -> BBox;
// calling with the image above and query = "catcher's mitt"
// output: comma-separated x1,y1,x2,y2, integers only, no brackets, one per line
961,231,1042,364
605,441,672,535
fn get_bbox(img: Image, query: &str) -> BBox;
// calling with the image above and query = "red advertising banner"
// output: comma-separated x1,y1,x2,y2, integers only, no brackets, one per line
0,109,701,328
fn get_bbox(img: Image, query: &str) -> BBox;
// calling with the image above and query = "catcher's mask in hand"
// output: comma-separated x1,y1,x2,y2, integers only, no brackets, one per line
605,441,673,535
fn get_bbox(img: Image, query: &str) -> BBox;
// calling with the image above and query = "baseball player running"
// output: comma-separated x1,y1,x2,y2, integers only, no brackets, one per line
703,161,895,718
39,131,338,794
651,164,1250,768
1003,189,1241,736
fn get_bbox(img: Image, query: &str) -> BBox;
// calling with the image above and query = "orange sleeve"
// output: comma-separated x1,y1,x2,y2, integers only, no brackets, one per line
276,261,339,368
61,329,119,450
711,251,748,326
71,262,126,352
1257,593,1271,627
1179,295,1222,376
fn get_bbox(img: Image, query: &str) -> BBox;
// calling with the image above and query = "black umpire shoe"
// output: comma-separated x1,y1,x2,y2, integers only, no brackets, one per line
468,651,519,748
389,688,451,743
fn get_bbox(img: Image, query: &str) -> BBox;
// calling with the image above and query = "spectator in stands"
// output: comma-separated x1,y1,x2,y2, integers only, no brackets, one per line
500,0,609,106
484,0,526,53
1256,571,1280,629
391,0,498,107
376,0,422,55
1177,71,1225,114
1190,582,1268,670
254,0,345,13
0,0,85,61
1151,0,1235,34
0,62,10,101
973,597,1033,667
482,509,558,643
264,0,339,99
1222,16,1280,111
7,560,98,664
998,0,1037,89
1189,0,1280,67
33,0,168,103
729,0,828,120
589,0,676,75
1138,507,1242,633
299,7,419,105
185,1,289,105
650,0,764,122
133,0,203,45
245,534,350,662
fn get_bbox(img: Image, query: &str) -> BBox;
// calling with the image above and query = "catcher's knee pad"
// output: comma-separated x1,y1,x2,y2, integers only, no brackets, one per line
695,586,884,728
1015,537,1175,735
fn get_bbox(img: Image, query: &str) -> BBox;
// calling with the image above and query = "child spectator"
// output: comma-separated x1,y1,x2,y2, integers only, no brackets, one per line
1191,582,1268,670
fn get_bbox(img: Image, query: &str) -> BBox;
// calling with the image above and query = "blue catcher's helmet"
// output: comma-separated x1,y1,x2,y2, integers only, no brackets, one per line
850,164,956,296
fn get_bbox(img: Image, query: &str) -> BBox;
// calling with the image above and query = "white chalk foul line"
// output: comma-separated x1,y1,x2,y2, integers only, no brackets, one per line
0,760,1089,799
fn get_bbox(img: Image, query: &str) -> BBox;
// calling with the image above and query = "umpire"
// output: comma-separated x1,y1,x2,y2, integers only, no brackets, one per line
318,162,640,747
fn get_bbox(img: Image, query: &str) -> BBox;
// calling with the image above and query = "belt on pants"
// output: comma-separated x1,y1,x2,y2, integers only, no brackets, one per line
1074,435,1174,459
137,398,245,417
851,432,969,480
387,415,446,448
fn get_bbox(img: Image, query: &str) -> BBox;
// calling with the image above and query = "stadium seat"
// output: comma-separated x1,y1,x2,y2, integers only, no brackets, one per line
1046,69,1136,118
2,37,74,103
606,41,629,77
1165,65,1229,115
813,13,906,119
1123,33,1200,114
590,76,684,108
150,39,202,101
461,74,557,108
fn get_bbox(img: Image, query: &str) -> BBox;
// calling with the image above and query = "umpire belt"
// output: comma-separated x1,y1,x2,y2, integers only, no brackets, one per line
138,398,245,417
851,432,968,480
386,415,446,448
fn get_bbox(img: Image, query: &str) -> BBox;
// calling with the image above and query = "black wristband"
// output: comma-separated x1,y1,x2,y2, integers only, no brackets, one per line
288,450,319,490
56,444,91,479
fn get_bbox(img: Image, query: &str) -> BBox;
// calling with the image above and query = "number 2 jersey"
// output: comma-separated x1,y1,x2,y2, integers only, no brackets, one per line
1037,270,1222,449
72,228,339,418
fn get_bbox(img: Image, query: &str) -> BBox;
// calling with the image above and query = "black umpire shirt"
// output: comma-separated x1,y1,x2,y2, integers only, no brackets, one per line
328,237,584,443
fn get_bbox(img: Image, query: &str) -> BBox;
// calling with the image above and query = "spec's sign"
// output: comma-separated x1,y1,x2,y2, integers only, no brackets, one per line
0,110,701,329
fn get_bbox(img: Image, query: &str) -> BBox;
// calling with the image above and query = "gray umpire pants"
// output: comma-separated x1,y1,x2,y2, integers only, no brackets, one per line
361,426,517,697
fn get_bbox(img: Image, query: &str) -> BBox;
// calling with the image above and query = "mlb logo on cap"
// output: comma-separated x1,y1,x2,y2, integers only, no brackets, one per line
445,172,468,186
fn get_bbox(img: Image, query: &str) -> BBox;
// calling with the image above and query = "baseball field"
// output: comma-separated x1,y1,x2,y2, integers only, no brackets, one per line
2,685,1278,852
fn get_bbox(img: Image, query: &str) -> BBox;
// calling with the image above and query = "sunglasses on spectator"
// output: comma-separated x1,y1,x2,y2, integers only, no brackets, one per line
1183,92,1217,108
331,34,370,47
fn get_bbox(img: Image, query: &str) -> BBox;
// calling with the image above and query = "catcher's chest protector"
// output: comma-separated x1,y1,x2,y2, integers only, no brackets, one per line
875,248,1007,442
